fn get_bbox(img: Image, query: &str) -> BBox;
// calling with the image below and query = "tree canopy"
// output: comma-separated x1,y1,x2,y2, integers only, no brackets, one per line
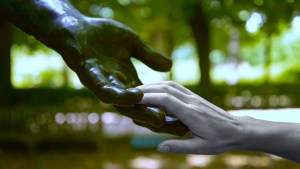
6,0,300,89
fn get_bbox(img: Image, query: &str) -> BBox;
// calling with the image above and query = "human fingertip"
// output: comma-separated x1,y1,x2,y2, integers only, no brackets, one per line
135,85,148,92
135,85,143,89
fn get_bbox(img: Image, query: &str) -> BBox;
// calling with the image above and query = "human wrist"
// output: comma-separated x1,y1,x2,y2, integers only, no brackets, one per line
219,115,252,152
235,116,256,151
236,116,272,152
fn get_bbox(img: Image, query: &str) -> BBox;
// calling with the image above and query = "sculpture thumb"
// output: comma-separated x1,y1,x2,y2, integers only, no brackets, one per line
132,39,172,72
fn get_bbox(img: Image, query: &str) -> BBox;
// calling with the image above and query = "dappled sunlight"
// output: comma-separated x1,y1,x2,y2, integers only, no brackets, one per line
212,62,297,84
11,44,84,89
245,12,265,34
130,156,162,169
224,155,271,167
186,155,213,167
3,0,300,168
11,45,65,88
172,59,200,85
292,16,300,36
171,43,200,85
89,4,114,18
212,62,265,84
131,58,169,84
67,69,84,89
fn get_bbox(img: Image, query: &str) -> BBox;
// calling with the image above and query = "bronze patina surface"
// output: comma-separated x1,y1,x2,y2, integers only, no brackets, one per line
0,0,188,136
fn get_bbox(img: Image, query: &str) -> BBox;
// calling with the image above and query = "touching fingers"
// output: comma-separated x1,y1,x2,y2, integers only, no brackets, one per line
139,93,191,124
133,119,189,136
79,59,143,105
139,81,194,95
137,84,191,103
115,105,166,127
132,38,172,72
99,85,143,105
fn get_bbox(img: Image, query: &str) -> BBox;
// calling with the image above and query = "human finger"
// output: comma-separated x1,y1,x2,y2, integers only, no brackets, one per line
133,120,189,136
138,81,194,95
132,38,172,72
137,84,191,103
139,93,192,124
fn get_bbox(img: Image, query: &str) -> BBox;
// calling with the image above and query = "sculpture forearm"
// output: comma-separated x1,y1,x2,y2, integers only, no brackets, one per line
1,2,72,49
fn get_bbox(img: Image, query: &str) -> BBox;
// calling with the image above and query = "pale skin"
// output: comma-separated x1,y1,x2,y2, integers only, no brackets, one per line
137,81,300,163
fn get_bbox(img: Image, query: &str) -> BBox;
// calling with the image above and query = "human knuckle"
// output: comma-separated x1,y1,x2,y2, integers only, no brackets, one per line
185,104,195,113
188,94,197,100
161,84,170,91
162,93,173,103
165,81,176,86
186,103,195,109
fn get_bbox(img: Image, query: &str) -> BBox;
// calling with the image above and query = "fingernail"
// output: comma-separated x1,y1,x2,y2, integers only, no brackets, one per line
158,145,170,153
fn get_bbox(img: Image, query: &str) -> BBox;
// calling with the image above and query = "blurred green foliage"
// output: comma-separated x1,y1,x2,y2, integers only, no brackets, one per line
8,0,300,88
3,1,300,167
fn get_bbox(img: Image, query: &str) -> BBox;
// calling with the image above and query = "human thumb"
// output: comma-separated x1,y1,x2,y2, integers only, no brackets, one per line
157,138,199,154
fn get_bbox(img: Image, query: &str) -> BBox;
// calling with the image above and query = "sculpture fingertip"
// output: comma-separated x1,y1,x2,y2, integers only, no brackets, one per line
126,87,144,101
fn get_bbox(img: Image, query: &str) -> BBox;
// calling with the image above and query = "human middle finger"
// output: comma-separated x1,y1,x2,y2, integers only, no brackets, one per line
138,81,194,95
137,84,192,104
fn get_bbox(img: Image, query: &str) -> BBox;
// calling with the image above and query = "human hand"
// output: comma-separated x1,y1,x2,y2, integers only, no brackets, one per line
55,16,188,133
137,81,243,154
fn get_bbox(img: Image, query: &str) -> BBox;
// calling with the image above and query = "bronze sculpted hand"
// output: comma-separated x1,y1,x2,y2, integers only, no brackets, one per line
61,17,186,132
0,0,188,135
65,17,187,135
64,17,170,105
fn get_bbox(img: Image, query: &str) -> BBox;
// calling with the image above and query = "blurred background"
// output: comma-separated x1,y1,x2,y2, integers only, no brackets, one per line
1,0,300,168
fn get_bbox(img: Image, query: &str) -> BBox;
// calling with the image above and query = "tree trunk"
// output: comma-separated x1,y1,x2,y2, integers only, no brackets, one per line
189,5,211,98
0,20,13,105
263,34,272,108
264,35,272,85
150,29,175,80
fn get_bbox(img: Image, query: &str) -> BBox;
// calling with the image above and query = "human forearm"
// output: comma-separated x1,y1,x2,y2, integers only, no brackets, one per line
137,81,300,162
240,116,300,163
